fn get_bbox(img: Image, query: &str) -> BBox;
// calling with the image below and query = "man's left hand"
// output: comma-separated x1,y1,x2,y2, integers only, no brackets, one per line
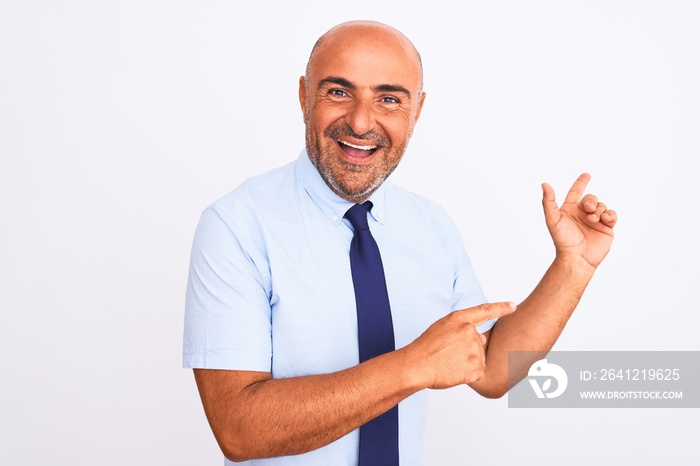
542,173,617,269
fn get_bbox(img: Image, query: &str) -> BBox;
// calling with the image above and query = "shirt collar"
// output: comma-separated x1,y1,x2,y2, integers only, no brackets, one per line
295,149,386,226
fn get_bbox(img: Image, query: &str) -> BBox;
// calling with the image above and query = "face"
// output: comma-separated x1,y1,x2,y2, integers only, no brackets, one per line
299,23,426,203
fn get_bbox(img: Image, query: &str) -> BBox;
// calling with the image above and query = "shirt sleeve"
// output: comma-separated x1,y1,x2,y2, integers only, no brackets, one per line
182,204,273,371
445,215,496,333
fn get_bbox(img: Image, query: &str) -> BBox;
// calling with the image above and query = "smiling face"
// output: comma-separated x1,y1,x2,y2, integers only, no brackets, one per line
299,21,426,203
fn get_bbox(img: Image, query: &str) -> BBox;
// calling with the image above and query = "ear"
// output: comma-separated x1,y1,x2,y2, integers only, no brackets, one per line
414,91,426,124
298,76,308,123
408,91,427,138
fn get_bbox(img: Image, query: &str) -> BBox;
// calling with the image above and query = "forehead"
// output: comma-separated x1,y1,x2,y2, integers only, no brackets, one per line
308,26,422,93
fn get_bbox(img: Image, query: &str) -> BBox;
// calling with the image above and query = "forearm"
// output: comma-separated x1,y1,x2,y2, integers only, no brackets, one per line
195,347,424,462
471,254,595,397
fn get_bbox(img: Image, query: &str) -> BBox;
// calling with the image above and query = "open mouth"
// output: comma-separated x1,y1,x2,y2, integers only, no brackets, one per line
337,139,379,158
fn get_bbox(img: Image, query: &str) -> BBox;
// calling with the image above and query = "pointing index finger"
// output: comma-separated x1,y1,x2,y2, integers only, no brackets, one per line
457,301,517,328
562,173,591,207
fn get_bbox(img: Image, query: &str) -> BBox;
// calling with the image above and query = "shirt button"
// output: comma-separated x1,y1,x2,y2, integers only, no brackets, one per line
332,215,339,222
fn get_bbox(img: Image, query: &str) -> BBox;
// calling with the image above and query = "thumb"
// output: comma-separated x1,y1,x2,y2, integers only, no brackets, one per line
541,182,560,230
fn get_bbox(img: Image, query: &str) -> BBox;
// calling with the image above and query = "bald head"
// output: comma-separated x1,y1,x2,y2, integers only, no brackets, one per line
305,21,423,94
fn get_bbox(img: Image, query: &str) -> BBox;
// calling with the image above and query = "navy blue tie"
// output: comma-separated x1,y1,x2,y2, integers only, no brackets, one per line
345,202,399,466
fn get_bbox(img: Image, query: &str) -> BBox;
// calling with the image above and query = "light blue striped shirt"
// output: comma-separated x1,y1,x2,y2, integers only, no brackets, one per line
183,150,493,466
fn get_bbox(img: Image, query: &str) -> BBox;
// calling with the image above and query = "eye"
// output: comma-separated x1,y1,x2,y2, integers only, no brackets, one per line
328,88,349,99
378,95,402,109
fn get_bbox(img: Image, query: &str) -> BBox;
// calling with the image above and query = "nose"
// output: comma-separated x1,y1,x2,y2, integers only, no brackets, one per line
345,99,375,137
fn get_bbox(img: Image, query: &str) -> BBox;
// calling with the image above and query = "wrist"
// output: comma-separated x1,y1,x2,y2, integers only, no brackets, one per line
552,252,596,283
393,345,431,393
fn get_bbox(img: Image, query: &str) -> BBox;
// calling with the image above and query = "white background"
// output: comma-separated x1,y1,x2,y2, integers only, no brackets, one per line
1,1,698,465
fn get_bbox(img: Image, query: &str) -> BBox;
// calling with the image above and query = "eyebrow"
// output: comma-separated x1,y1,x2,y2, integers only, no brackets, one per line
318,76,413,100
374,84,411,96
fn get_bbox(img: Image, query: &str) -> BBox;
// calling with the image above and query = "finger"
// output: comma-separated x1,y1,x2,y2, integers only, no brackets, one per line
587,201,607,222
541,182,560,230
600,209,618,228
562,173,591,206
580,194,599,214
456,301,517,328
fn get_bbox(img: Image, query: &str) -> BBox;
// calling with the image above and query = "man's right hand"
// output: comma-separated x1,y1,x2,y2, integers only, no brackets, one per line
404,302,516,390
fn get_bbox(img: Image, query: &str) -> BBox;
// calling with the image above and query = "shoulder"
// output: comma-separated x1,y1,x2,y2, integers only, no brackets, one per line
381,180,470,259
199,160,307,236
208,161,296,217
383,180,457,227
193,160,300,252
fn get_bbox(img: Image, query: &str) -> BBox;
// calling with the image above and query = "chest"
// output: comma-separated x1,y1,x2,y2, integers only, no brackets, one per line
263,217,455,378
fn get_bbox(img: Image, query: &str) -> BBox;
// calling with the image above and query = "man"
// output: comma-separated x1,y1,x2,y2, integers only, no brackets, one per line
183,20,617,465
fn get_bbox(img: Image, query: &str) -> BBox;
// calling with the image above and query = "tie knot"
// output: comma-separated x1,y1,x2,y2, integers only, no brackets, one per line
344,201,373,231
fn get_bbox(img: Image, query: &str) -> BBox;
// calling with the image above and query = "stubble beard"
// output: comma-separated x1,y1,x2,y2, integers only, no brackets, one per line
305,120,408,203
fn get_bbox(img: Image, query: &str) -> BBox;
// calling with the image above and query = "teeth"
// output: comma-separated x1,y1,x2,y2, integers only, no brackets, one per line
338,140,377,151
